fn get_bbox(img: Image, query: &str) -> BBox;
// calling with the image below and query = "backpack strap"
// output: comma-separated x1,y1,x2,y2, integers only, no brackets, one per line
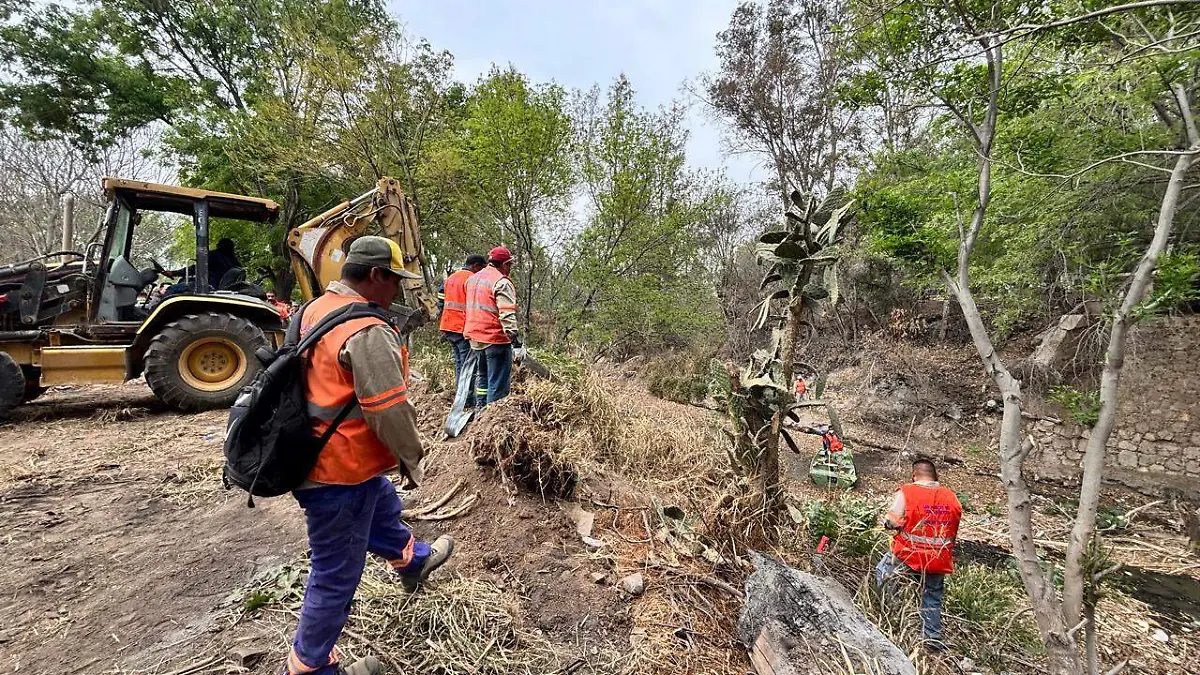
294,302,393,354
294,302,395,446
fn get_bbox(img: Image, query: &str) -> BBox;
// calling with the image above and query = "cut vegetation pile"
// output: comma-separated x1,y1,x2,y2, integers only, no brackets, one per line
467,393,581,499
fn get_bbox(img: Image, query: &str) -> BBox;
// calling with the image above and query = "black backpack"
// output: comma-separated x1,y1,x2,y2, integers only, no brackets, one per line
222,300,393,506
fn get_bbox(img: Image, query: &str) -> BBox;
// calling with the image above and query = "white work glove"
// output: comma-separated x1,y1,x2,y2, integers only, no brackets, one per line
513,346,528,363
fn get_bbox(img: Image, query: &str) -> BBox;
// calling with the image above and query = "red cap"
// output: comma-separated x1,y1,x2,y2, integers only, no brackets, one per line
489,246,513,264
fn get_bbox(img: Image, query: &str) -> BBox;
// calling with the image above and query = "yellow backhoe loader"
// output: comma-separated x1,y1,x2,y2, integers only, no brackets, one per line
0,176,433,417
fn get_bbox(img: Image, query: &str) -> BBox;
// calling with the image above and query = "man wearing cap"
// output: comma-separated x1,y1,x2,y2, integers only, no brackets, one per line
283,236,455,675
463,246,520,407
438,254,487,402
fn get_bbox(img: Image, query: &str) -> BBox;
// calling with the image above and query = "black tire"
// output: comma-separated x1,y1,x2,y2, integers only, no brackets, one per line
144,312,267,412
0,353,27,418
21,366,46,403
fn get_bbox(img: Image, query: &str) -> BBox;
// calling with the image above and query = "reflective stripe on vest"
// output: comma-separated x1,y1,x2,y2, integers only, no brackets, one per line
890,483,962,575
462,266,510,344
438,268,474,334
897,531,954,547
301,291,399,485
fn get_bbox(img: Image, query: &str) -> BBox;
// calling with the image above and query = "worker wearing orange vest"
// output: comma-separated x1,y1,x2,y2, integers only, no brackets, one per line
876,458,962,650
438,254,487,404
463,246,520,407
286,237,455,675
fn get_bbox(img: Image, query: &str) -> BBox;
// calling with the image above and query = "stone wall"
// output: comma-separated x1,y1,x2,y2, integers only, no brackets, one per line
1026,316,1200,496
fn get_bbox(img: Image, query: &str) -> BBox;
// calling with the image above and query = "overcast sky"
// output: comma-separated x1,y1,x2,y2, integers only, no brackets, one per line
388,0,763,186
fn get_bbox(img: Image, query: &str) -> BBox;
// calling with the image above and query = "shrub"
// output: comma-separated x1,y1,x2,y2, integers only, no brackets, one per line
1047,384,1101,426
409,340,456,394
944,563,1043,663
801,494,886,558
644,352,711,404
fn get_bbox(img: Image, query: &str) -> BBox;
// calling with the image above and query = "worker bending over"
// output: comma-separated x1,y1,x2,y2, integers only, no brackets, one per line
876,458,962,651
438,254,487,403
463,246,520,407
285,236,454,675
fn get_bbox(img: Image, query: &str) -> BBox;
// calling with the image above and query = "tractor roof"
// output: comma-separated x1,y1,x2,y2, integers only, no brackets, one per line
102,178,281,223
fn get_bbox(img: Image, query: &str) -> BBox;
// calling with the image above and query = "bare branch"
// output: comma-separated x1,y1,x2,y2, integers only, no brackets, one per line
1001,149,1192,180
977,0,1200,43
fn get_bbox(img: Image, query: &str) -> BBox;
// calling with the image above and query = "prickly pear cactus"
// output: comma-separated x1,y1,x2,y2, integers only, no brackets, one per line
712,189,856,508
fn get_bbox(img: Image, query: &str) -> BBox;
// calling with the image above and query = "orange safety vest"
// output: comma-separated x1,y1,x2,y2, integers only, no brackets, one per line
462,265,511,345
891,483,962,575
301,291,408,485
438,268,473,334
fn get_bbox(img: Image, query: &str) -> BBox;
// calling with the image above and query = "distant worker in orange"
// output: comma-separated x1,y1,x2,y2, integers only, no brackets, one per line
437,254,487,403
462,246,519,407
876,458,962,650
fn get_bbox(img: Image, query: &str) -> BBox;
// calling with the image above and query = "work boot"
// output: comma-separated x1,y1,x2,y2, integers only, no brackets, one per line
339,656,382,675
400,535,455,592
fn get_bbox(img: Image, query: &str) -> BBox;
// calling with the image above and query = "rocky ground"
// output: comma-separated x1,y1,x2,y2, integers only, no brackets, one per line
0,335,1196,675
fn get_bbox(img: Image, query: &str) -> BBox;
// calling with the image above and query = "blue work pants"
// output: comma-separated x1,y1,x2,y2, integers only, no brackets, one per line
875,551,946,641
287,476,431,675
473,343,512,407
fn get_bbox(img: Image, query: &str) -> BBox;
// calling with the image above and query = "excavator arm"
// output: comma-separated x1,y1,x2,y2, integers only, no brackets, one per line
286,177,437,329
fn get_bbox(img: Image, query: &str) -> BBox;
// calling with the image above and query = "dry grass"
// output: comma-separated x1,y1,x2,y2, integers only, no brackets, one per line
231,560,570,675
467,394,579,499
152,457,228,506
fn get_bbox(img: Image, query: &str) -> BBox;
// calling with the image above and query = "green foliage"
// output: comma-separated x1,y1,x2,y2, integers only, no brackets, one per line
848,1,1200,334
644,352,711,404
801,495,885,558
560,77,727,352
527,349,586,384
944,564,1044,661
226,561,306,616
1047,385,1101,427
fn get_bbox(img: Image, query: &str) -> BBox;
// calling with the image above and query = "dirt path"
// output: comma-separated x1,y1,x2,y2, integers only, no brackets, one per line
0,382,635,675
0,384,306,674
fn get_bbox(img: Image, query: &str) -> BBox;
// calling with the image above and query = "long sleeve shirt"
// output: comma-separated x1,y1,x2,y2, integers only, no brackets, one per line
329,282,425,487
469,272,519,349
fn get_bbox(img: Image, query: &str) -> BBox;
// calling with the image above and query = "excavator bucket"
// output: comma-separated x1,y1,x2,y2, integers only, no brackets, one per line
287,177,436,326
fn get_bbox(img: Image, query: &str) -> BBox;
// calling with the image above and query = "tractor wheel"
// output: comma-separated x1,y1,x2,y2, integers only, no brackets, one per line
144,312,267,412
21,367,46,403
0,353,27,418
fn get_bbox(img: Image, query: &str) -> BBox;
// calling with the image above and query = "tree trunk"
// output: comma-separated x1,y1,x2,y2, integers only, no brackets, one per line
1062,110,1197,624
938,283,952,341
1085,603,1099,675
943,40,1081,674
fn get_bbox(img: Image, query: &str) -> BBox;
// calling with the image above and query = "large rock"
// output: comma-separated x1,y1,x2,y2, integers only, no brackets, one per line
1029,313,1092,373
739,551,915,675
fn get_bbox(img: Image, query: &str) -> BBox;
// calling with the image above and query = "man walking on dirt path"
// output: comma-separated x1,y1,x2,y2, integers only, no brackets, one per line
876,458,962,651
286,236,454,675
463,246,520,408
438,254,487,403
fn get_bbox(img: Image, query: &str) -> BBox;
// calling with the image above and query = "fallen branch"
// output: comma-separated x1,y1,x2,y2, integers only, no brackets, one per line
406,479,465,517
160,656,221,675
694,574,745,600
412,493,479,521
